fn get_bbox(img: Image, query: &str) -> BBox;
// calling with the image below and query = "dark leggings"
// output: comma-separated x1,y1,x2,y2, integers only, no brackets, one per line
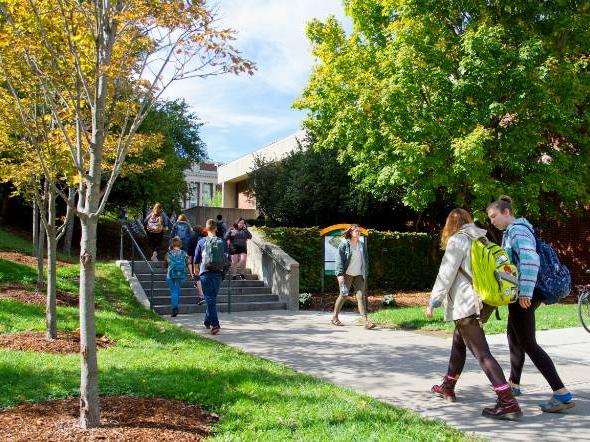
147,231,163,257
448,306,506,387
507,300,564,391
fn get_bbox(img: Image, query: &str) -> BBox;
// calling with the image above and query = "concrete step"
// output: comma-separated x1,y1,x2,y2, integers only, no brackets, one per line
135,273,259,282
139,279,264,289
132,261,253,275
150,294,279,305
153,301,287,315
142,287,272,297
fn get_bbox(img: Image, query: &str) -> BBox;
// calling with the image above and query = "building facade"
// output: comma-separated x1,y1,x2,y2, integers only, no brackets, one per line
217,130,308,209
182,162,222,210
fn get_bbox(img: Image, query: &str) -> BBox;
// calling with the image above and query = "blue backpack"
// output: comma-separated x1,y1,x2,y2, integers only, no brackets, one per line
515,223,571,304
167,250,188,279
173,222,192,244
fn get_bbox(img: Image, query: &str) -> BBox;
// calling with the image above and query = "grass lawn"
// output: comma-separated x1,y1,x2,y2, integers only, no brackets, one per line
0,227,75,262
0,230,472,441
369,303,580,335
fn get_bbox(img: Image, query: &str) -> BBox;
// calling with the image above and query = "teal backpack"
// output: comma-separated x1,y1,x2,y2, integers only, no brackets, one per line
202,236,226,272
167,250,187,279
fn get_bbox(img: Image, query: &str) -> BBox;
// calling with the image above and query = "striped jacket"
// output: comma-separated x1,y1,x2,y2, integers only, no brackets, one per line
502,218,540,299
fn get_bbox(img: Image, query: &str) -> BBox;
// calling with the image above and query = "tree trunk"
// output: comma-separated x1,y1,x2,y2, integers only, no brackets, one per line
78,213,100,428
33,201,39,257
45,183,57,340
62,188,76,256
36,213,45,293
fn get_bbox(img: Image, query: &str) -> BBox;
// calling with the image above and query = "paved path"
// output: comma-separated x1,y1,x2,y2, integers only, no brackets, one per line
169,311,590,441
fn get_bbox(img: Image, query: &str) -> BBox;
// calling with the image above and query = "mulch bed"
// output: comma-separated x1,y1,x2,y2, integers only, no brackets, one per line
0,396,218,441
0,331,113,354
302,291,430,312
0,250,73,267
0,284,78,307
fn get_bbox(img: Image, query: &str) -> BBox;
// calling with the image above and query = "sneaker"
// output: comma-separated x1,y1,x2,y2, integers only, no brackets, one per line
539,393,576,413
171,307,178,317
210,326,220,335
239,273,246,280
482,390,522,421
204,323,210,329
509,381,522,396
431,376,457,402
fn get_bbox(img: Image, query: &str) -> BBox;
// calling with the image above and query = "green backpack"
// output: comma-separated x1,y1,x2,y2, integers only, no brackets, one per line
469,238,519,307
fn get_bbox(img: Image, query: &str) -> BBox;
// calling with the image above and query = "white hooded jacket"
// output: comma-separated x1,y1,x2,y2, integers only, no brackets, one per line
429,223,486,321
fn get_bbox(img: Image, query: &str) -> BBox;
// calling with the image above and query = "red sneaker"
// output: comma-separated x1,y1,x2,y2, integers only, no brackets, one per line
431,376,457,402
482,389,522,421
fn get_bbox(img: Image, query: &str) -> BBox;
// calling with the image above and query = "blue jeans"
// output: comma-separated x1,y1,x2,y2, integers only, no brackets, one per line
200,271,222,328
166,277,183,309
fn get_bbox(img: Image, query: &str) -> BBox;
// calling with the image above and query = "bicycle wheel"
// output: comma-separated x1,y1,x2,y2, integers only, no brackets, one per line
579,290,590,333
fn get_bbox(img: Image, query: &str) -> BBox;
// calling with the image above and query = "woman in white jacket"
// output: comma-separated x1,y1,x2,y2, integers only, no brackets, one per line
426,208,521,421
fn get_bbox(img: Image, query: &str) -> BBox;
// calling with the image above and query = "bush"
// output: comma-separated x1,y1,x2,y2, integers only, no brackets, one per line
257,227,442,293
299,292,313,308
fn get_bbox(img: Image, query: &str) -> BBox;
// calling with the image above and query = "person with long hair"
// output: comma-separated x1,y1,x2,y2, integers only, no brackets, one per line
144,203,170,261
171,214,193,253
331,224,375,330
487,195,575,412
426,208,522,420
224,217,252,280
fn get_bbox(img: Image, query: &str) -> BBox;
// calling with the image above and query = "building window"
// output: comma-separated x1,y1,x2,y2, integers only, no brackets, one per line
202,183,213,206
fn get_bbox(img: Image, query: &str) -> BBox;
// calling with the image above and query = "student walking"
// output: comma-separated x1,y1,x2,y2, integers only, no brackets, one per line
225,217,252,280
144,203,171,261
194,219,226,335
487,195,575,412
165,236,189,317
171,214,193,253
426,209,522,420
331,224,375,330
216,214,228,239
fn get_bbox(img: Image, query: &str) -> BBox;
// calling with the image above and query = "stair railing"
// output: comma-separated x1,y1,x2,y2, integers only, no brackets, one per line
121,223,155,309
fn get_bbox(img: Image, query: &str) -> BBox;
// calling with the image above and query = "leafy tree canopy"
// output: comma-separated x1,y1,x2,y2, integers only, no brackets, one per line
296,0,590,220
107,99,206,216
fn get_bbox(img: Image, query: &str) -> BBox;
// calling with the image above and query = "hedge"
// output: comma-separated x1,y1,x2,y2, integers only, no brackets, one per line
257,227,442,293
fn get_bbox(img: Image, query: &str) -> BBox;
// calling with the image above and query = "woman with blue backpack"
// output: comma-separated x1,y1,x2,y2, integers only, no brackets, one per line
426,208,522,420
487,195,575,413
166,236,190,317
171,214,193,253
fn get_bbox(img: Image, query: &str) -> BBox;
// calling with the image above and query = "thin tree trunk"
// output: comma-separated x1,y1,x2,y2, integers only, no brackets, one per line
36,212,45,293
78,212,99,428
62,188,76,256
46,183,57,340
33,201,39,257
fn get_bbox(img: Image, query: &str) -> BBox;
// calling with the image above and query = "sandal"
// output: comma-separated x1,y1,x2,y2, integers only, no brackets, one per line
539,394,576,413
330,318,343,326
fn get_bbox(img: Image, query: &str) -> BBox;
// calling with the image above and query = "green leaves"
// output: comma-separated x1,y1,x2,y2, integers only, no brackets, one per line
297,0,590,220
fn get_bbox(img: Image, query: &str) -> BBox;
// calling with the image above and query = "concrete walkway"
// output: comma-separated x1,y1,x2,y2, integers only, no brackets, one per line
169,311,590,441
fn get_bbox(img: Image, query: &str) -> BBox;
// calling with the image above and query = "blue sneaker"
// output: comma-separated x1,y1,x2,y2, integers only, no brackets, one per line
539,393,576,413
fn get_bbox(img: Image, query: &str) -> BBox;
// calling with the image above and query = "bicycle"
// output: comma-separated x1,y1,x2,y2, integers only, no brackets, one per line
578,270,590,333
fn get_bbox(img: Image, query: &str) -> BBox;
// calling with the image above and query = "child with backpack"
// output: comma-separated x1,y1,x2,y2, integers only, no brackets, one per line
166,236,190,317
171,214,193,253
426,208,522,420
193,219,227,335
487,195,575,412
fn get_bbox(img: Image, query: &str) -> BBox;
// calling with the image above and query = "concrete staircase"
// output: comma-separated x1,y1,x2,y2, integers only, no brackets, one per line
132,261,287,315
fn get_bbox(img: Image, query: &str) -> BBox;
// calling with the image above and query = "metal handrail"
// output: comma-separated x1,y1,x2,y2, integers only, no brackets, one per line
121,223,155,309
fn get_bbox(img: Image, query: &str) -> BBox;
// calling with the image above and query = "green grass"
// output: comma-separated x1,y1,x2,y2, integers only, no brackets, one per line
0,236,472,440
369,304,581,335
0,227,75,262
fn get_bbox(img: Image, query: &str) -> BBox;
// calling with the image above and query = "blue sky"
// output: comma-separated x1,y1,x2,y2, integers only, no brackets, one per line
162,0,350,164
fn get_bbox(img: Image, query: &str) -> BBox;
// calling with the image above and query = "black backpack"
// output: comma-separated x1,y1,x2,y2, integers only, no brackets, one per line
216,221,226,239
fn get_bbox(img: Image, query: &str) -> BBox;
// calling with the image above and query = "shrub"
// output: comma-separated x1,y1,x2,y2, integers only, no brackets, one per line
299,292,313,308
258,227,442,293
